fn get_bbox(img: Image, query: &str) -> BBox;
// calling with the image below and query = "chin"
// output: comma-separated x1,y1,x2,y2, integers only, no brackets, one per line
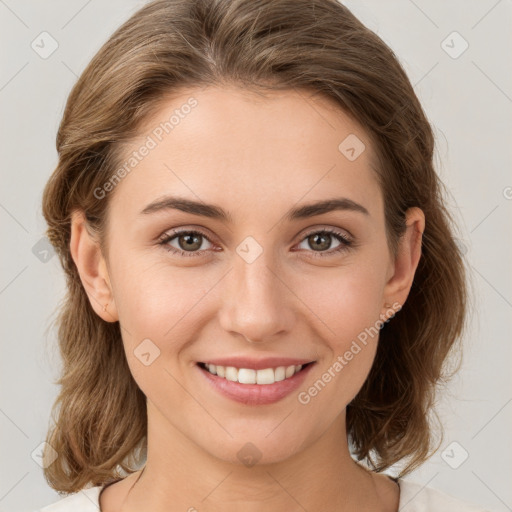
199,432,307,468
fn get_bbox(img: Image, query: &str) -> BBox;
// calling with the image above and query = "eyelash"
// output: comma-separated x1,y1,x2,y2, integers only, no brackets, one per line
157,228,353,259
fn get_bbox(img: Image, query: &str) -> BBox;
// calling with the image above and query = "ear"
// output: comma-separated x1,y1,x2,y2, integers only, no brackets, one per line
69,210,119,322
382,207,425,311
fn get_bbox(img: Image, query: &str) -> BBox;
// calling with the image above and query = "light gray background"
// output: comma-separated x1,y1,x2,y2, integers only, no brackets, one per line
1,1,511,511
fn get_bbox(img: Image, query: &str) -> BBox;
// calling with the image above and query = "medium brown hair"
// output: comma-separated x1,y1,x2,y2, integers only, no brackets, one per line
41,0,469,493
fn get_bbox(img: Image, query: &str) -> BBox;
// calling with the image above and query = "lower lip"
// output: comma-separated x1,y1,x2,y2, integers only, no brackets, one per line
197,363,315,405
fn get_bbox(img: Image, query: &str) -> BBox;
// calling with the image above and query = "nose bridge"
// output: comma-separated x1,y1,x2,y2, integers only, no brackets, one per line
219,244,293,342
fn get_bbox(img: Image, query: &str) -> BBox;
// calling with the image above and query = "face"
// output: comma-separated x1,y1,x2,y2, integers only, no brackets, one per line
73,85,422,466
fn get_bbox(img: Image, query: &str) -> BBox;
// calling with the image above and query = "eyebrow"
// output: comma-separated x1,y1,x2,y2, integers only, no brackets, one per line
140,196,369,222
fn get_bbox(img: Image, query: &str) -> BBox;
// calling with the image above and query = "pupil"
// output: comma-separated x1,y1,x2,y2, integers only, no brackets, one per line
310,233,330,251
181,234,201,251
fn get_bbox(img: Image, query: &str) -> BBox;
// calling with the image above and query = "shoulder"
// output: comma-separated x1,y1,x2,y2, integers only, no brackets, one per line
397,478,492,512
38,486,102,512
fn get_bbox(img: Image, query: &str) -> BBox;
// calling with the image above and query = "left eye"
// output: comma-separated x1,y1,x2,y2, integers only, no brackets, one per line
296,229,352,256
158,228,353,258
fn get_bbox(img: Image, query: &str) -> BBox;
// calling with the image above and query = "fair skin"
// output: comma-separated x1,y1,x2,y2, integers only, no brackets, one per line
70,86,424,512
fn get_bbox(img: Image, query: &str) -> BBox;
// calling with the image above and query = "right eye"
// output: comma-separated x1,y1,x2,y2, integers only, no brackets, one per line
158,230,215,257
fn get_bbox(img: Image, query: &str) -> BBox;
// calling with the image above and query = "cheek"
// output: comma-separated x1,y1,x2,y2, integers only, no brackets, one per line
112,259,206,404
111,253,210,333
294,263,385,401
299,262,385,342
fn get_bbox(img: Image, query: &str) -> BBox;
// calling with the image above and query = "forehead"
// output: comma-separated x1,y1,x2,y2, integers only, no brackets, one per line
108,86,382,220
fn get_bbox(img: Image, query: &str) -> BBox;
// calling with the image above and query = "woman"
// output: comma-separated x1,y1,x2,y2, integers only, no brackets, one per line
38,0,489,510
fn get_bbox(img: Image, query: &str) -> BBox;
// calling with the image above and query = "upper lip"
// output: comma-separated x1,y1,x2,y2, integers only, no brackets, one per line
198,357,316,370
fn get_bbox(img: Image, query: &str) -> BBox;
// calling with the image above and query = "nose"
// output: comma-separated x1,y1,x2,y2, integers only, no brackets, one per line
218,252,295,344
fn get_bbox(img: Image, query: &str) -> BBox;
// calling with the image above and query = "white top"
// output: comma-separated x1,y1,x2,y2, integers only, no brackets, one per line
38,478,493,511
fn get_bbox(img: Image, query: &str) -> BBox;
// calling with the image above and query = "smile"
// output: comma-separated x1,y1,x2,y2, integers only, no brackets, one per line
198,362,313,385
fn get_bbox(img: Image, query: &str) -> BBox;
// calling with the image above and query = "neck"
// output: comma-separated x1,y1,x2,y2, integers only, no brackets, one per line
120,404,389,512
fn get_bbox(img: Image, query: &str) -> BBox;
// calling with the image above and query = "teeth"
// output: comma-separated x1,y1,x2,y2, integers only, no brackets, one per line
202,363,305,384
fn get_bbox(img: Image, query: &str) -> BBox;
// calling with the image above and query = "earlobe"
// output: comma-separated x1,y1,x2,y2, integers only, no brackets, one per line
382,207,425,309
69,210,119,322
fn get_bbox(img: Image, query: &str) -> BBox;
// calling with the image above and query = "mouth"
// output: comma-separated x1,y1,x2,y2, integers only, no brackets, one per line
196,359,316,405
197,361,315,385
